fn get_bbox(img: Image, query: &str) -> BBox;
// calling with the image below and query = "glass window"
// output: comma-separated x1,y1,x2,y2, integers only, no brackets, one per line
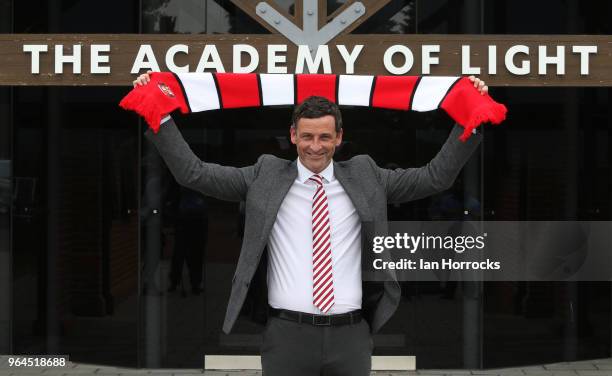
484,1,611,34
10,0,140,367
481,87,612,367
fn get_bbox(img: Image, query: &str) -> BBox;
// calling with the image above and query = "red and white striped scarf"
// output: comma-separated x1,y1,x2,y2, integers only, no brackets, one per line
120,72,507,141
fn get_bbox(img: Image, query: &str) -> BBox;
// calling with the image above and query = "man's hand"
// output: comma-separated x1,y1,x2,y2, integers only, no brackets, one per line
468,75,488,95
132,70,171,120
133,70,153,88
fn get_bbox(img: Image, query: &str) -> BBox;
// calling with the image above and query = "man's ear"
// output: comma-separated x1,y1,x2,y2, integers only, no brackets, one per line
290,124,297,145
335,128,343,146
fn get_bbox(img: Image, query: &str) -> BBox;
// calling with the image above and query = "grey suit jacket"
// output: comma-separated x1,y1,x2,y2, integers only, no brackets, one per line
145,119,482,334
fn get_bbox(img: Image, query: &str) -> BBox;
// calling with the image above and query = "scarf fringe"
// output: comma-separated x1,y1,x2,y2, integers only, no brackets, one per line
459,101,508,142
119,87,181,133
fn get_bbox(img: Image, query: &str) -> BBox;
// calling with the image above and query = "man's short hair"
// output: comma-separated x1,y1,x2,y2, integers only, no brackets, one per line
292,96,343,132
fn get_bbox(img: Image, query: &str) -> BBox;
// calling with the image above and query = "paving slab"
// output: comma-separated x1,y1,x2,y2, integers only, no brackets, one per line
575,371,612,376
545,363,597,371
0,359,609,376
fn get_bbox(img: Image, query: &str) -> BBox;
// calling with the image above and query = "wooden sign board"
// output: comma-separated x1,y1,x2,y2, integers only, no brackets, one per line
0,34,610,86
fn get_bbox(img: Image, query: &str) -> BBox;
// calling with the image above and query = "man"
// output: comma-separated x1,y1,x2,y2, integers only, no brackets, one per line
133,72,488,375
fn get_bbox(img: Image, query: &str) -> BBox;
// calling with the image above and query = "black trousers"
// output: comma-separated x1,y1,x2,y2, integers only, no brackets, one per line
261,316,373,376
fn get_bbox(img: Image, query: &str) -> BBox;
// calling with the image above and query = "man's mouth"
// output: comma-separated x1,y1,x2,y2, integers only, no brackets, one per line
307,153,325,159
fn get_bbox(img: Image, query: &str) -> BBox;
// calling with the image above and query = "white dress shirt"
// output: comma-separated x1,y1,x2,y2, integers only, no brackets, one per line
267,158,362,314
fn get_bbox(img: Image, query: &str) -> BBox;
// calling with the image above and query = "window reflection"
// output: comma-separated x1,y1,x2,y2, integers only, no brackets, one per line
143,0,206,33
354,0,416,34
142,0,267,35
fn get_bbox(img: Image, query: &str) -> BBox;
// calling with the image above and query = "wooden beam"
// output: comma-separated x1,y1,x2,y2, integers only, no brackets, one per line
229,0,296,35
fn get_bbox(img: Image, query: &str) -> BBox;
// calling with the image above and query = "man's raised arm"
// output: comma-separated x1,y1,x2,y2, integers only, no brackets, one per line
133,70,257,202
374,124,482,204
144,118,256,202
372,75,489,203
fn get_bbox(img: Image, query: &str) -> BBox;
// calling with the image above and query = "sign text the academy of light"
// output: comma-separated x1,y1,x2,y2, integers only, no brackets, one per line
22,42,598,76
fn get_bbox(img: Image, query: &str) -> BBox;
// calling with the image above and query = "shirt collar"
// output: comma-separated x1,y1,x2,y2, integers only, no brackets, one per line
296,157,334,184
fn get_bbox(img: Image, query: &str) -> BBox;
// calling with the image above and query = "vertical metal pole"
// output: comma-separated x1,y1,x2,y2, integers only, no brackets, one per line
563,90,579,362
563,0,579,362
139,0,163,367
142,150,163,368
461,0,483,369
137,0,143,368
609,82,612,359
0,0,14,355
46,0,61,355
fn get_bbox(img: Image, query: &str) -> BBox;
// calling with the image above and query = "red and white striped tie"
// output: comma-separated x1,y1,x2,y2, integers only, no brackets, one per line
309,174,335,313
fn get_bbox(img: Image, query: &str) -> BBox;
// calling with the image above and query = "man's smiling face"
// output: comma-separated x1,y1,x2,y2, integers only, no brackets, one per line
290,115,343,174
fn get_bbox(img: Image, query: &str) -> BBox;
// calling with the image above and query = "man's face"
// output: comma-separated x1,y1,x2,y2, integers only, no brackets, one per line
290,115,343,174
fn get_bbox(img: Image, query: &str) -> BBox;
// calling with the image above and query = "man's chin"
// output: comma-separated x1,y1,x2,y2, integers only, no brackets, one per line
306,161,329,173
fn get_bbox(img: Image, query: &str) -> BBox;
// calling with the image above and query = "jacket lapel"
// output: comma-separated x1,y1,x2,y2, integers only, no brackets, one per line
334,161,373,222
260,159,298,243
258,159,374,245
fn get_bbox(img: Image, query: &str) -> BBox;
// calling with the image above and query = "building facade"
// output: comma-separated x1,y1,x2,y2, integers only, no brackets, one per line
0,0,611,370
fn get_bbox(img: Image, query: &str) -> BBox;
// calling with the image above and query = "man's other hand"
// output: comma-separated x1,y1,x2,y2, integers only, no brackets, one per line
468,75,489,95
133,70,153,88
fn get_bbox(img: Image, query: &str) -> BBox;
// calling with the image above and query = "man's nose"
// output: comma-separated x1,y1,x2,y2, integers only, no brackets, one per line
310,140,322,152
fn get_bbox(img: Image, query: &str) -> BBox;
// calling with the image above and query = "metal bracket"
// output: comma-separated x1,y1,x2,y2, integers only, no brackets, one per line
256,1,366,50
